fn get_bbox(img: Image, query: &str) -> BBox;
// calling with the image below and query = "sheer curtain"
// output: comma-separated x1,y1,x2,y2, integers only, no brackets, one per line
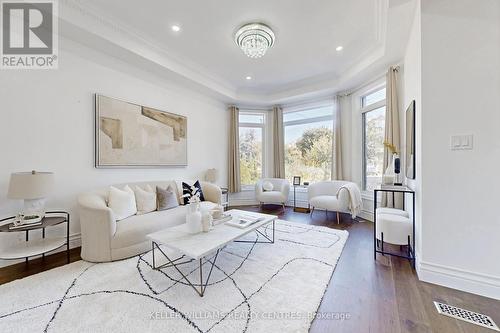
332,95,344,180
228,106,241,193
273,106,285,178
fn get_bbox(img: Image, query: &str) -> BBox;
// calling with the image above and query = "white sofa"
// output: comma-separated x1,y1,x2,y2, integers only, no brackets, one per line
77,180,222,262
308,180,352,223
255,178,290,209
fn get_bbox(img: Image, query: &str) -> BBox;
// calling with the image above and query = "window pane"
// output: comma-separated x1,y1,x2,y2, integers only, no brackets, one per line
284,118,333,183
239,113,264,124
362,88,386,107
284,106,333,123
239,127,263,185
363,106,386,190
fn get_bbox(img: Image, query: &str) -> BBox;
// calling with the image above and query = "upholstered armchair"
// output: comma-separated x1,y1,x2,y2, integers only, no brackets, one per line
255,178,290,210
308,180,352,223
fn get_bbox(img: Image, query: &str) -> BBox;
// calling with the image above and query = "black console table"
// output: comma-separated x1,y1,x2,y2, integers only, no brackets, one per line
373,187,415,268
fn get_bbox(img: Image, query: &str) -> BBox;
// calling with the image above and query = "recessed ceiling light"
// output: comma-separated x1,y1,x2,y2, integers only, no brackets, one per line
336,46,343,51
171,25,181,32
246,76,252,80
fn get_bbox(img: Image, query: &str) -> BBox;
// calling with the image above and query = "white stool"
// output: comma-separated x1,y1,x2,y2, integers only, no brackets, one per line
375,207,409,218
376,213,412,247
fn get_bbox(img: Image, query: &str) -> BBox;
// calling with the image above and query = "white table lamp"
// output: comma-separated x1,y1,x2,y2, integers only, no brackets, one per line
7,171,54,217
205,168,218,183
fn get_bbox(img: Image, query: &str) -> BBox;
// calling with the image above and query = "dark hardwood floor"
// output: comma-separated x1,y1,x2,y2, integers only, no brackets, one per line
0,247,81,285
238,205,500,333
1,205,498,333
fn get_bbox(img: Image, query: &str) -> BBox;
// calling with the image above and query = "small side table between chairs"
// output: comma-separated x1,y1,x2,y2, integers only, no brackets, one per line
293,185,310,213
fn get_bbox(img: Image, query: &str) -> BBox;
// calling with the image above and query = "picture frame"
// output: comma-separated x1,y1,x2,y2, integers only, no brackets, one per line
94,94,187,168
293,176,301,186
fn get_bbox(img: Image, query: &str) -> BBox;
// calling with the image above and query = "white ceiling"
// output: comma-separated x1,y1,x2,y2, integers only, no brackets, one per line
60,0,416,104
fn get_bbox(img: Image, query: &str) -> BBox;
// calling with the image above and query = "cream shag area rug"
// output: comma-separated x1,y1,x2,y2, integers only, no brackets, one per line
0,220,348,333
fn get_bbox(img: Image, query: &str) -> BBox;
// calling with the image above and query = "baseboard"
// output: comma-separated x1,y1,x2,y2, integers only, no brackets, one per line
358,210,373,222
69,233,82,248
229,199,306,208
229,189,310,209
418,261,500,300
229,199,259,207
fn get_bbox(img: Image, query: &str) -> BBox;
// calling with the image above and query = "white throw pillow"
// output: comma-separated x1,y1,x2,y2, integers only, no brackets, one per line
134,185,157,215
262,181,274,191
108,185,137,221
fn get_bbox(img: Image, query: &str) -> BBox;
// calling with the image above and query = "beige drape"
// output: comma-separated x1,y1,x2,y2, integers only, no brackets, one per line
228,106,241,193
382,67,402,208
332,95,343,180
273,106,285,178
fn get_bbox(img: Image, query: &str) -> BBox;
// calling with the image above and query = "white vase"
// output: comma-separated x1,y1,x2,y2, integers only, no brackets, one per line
201,212,213,232
186,203,202,234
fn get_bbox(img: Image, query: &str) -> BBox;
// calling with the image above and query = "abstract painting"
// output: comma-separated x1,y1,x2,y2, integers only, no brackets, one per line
95,95,187,167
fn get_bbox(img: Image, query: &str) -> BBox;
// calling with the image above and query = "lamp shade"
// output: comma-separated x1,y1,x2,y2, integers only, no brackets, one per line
205,168,218,183
7,171,55,199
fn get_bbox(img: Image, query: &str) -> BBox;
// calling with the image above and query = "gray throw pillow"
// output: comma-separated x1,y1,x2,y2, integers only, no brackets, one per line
156,185,179,211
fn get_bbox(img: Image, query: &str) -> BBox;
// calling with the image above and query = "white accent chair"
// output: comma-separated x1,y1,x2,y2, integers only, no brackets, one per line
255,178,290,210
308,180,352,224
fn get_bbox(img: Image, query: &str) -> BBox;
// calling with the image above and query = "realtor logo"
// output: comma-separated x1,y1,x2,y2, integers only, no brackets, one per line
1,0,58,69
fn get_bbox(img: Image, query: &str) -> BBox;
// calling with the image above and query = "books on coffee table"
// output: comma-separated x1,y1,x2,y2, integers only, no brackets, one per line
225,214,264,229
212,213,232,226
9,221,43,230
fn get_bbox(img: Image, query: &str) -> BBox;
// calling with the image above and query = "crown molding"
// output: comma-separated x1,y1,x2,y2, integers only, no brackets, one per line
58,0,391,105
59,0,238,99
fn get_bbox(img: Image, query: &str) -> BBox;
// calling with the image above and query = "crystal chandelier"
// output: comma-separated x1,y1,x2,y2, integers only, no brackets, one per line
234,23,275,58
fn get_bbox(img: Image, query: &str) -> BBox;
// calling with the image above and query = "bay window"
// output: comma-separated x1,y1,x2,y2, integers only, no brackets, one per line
284,105,334,183
361,87,386,191
239,112,266,186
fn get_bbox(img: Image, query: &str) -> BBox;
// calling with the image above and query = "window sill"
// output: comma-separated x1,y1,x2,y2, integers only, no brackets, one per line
240,186,256,192
361,191,385,204
293,186,309,193
362,191,375,201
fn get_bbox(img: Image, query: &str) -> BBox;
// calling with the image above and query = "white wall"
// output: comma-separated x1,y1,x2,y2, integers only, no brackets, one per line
0,38,228,267
402,0,422,259
416,0,500,299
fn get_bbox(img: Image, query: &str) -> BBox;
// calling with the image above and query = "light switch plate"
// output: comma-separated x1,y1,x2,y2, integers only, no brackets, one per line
450,135,473,150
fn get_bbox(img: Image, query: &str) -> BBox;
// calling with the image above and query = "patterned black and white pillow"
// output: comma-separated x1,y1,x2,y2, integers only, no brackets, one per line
182,181,205,205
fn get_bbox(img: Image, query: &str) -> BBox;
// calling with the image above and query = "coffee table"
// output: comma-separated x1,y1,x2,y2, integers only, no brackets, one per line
147,209,276,297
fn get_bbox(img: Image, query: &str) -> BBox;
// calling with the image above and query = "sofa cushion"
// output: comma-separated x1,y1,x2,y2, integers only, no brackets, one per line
111,207,187,250
262,181,274,191
182,180,205,204
156,185,179,211
309,195,343,211
199,201,218,212
108,185,137,221
134,185,157,215
258,191,286,203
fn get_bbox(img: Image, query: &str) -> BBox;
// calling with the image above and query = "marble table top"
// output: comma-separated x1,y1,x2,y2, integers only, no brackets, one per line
147,209,277,260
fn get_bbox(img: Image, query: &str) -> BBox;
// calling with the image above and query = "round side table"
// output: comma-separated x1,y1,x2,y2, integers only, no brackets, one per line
0,211,70,264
